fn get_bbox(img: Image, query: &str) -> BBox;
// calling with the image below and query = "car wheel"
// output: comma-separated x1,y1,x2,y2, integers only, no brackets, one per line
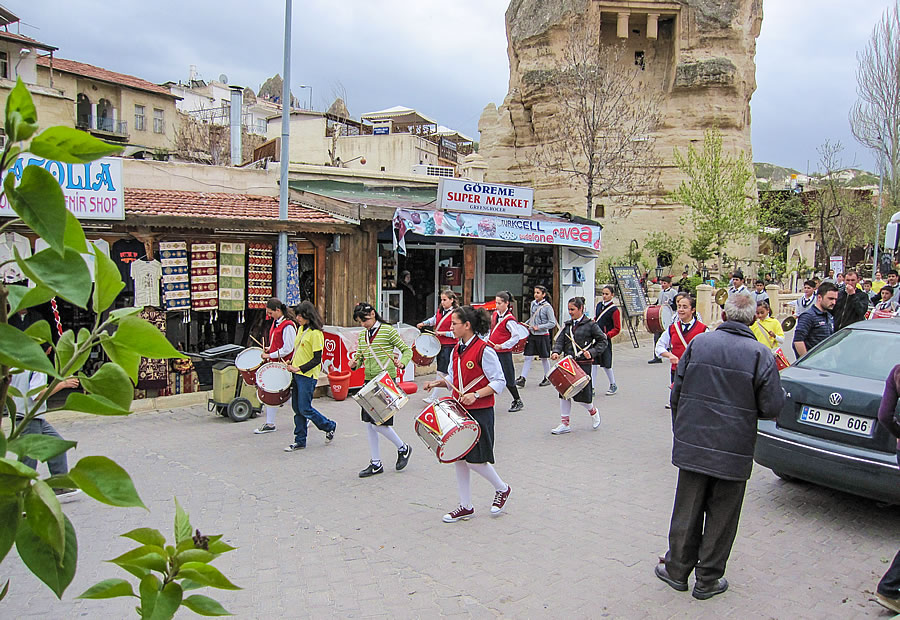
227,397,254,422
772,470,798,482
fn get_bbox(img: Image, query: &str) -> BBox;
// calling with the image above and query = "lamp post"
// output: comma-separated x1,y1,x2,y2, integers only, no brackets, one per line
701,264,709,281
655,265,664,280
276,0,292,301
298,84,312,110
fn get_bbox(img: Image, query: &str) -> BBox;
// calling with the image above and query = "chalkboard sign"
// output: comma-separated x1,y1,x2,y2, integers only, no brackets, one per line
611,265,648,317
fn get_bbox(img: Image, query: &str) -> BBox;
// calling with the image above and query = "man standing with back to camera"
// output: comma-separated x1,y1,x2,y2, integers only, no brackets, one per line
654,292,783,600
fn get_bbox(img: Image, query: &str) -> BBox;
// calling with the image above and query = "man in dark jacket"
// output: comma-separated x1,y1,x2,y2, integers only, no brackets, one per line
655,292,784,600
832,270,869,331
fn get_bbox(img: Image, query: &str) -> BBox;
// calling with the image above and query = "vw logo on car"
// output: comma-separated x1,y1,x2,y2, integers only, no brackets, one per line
829,392,843,407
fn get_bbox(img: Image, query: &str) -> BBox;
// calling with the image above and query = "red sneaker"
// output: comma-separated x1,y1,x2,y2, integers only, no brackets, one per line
443,505,474,523
491,485,511,514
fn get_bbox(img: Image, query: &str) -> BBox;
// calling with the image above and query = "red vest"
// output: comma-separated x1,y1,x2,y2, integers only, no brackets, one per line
268,318,294,358
488,310,515,349
668,319,707,368
451,337,494,410
434,308,456,346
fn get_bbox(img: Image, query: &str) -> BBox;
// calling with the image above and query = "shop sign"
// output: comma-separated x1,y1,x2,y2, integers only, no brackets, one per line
829,255,844,275
438,178,533,217
0,156,124,221
392,208,601,252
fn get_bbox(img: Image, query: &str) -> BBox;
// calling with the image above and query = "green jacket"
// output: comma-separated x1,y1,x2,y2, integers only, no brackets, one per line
354,323,412,381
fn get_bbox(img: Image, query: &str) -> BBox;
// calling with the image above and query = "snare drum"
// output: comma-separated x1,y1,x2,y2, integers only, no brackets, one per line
414,398,481,463
547,355,591,399
255,363,293,406
510,322,529,354
352,370,409,425
872,309,895,320
235,347,265,386
412,333,441,366
773,348,790,371
645,305,674,334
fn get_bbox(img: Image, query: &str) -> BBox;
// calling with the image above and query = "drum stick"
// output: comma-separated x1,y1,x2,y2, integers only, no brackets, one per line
249,334,264,348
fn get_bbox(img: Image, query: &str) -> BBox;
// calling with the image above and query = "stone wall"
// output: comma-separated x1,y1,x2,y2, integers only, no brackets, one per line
479,0,762,272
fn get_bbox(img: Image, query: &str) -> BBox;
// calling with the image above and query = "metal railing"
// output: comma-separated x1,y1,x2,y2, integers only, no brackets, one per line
97,117,128,135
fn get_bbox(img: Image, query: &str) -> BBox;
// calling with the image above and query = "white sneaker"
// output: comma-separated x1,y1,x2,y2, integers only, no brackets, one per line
591,409,601,429
551,423,571,435
605,384,618,396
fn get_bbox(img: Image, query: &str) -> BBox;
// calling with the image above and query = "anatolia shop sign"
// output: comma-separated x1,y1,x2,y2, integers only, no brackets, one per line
0,156,124,220
439,178,534,217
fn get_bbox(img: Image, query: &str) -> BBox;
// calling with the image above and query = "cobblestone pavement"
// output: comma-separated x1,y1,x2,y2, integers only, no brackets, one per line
3,344,899,619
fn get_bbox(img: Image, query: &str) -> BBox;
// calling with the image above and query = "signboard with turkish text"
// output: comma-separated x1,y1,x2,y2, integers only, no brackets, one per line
438,178,534,217
392,208,601,251
611,265,648,317
829,255,844,276
0,156,124,220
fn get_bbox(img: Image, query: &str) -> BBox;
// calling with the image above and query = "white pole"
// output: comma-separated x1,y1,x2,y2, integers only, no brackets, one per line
874,153,883,279
276,0,292,301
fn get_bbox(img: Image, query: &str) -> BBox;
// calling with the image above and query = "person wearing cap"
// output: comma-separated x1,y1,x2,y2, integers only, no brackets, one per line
648,276,677,364
727,271,748,301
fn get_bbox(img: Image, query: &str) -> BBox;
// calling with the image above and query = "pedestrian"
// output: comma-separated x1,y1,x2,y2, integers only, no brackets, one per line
871,286,898,316
872,271,886,293
750,300,784,351
516,285,556,387
791,280,817,316
486,291,524,412
424,305,511,523
861,279,877,304
655,292,784,600
592,285,620,396
549,297,606,434
884,270,899,306
351,302,414,478
792,282,838,357
417,289,459,402
648,276,677,364
398,270,419,325
874,363,900,614
832,269,868,331
283,301,337,452
253,297,298,434
655,294,708,386
727,271,748,300
751,280,769,304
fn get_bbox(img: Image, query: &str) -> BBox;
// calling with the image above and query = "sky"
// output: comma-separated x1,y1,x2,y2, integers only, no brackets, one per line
9,1,897,173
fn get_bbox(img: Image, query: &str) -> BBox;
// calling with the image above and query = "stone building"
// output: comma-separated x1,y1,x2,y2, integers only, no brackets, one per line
478,0,762,268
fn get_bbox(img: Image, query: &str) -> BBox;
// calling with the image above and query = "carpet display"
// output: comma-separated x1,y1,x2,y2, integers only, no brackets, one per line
248,242,273,309
190,242,218,311
218,242,246,311
159,241,190,311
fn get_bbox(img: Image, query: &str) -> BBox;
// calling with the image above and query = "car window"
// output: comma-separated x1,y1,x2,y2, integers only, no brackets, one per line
796,329,899,381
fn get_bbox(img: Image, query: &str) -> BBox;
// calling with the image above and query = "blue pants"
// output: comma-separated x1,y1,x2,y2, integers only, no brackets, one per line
291,374,336,446
18,417,68,476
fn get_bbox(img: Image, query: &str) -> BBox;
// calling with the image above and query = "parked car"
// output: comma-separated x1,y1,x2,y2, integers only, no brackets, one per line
755,318,900,504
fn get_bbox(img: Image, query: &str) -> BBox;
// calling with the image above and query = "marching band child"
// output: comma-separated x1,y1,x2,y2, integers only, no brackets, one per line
592,285,621,396
516,285,556,387
417,289,460,402
253,298,298,434
487,291,524,412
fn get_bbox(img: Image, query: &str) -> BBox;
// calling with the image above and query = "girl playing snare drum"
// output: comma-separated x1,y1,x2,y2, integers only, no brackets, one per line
424,305,511,523
417,289,460,402
488,291,524,412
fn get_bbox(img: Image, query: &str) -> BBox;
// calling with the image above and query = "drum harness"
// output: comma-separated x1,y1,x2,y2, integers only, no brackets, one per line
565,319,595,361
487,311,516,350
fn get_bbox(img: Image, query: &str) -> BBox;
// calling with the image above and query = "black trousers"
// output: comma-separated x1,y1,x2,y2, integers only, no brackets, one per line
665,469,747,583
878,451,900,597
496,352,520,400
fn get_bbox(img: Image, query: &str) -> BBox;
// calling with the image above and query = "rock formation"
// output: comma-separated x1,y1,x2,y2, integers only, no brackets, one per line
479,0,763,265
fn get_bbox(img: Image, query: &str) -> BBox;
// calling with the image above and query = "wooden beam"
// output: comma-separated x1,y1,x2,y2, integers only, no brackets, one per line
123,215,357,234
463,242,476,305
307,233,329,321
289,188,360,223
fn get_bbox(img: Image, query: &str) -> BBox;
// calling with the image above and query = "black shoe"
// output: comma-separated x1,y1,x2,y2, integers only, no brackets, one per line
648,358,663,364
692,577,728,600
514,376,526,388
654,564,688,592
538,377,551,387
396,445,412,471
284,443,306,452
508,399,524,412
325,423,336,443
359,462,384,478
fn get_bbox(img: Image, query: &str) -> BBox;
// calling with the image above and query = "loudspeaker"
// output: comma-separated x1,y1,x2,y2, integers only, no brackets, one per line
885,222,899,252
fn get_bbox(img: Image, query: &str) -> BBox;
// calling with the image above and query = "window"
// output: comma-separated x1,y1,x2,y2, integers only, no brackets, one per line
0,51,7,79
153,108,164,134
134,105,145,131
635,51,645,70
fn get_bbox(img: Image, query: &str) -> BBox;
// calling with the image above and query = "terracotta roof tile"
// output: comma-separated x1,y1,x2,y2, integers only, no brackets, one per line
37,56,173,97
125,188,346,225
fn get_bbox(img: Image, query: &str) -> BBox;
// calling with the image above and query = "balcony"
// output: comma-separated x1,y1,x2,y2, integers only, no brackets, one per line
76,114,129,141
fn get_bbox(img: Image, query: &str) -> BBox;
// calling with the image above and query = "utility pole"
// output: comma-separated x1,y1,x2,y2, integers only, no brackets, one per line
276,0,292,300
874,153,883,279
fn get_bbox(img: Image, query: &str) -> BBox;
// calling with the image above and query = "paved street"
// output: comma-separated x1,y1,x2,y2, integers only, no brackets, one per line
3,342,899,619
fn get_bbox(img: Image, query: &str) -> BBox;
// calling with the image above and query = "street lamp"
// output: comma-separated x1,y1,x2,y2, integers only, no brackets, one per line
701,265,709,281
298,84,312,110
655,265,664,280
337,155,366,167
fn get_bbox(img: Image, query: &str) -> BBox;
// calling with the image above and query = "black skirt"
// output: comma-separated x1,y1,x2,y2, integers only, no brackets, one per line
558,361,594,403
464,407,495,464
523,333,552,358
593,342,613,368
436,343,454,374
360,406,394,426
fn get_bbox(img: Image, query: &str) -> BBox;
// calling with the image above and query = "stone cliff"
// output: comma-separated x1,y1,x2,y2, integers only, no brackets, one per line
479,0,763,266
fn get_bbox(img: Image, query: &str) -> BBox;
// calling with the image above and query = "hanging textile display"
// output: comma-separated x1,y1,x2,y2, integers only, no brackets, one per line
160,241,190,311
247,242,273,309
190,242,218,311
218,242,246,312
137,307,168,390
285,242,301,306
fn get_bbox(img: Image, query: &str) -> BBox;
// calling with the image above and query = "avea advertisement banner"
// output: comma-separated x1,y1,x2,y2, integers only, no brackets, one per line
0,156,124,220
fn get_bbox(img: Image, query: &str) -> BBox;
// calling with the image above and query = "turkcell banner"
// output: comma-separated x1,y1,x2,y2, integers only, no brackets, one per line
392,208,601,253
0,156,124,220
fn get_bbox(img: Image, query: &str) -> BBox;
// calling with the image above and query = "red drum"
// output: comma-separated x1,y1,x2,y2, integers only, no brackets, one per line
255,363,293,406
547,355,591,399
414,398,481,463
872,309,895,320
645,305,674,334
352,370,408,425
774,348,790,371
235,347,265,386
412,333,441,366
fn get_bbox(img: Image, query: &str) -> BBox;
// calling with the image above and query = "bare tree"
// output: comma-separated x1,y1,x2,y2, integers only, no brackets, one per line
530,20,661,220
850,1,900,207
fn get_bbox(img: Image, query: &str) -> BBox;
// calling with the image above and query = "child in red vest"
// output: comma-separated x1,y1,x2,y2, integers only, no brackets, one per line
487,291,524,412
417,289,460,402
655,294,708,386
253,298,298,434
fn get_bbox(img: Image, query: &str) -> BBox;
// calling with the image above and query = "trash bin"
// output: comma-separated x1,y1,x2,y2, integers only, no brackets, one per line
327,371,352,401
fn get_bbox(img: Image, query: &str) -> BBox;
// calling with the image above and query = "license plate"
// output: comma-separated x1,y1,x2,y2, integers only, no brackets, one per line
798,405,873,437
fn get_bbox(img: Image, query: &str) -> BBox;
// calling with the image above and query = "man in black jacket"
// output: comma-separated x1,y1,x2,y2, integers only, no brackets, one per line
832,270,869,331
654,292,784,600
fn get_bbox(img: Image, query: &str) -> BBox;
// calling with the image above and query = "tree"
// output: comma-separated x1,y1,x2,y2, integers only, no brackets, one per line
850,1,900,209
670,127,756,274
643,230,686,274
530,20,661,221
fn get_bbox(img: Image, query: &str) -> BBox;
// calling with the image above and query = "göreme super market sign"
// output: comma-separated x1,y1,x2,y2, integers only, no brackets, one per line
0,156,124,220
439,178,534,217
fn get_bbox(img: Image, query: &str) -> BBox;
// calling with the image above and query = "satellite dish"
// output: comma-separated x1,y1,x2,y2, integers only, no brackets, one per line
219,74,228,85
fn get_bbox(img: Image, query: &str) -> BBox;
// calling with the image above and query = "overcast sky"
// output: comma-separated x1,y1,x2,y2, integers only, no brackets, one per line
10,0,898,173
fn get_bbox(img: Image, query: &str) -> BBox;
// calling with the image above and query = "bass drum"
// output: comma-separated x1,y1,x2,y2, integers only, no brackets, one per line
644,305,674,334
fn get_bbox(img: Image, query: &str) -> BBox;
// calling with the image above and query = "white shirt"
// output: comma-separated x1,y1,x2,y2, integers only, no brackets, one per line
270,317,297,359
655,317,708,358
131,259,162,307
728,284,748,300
792,294,815,315
10,370,48,419
0,231,31,283
447,335,506,397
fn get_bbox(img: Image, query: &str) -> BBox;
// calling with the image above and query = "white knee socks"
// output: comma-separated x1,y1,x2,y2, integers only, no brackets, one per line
366,424,381,464
265,405,279,426
520,356,533,377
604,367,616,385
541,358,551,376
373,424,406,450
455,461,472,508
468,463,507,492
